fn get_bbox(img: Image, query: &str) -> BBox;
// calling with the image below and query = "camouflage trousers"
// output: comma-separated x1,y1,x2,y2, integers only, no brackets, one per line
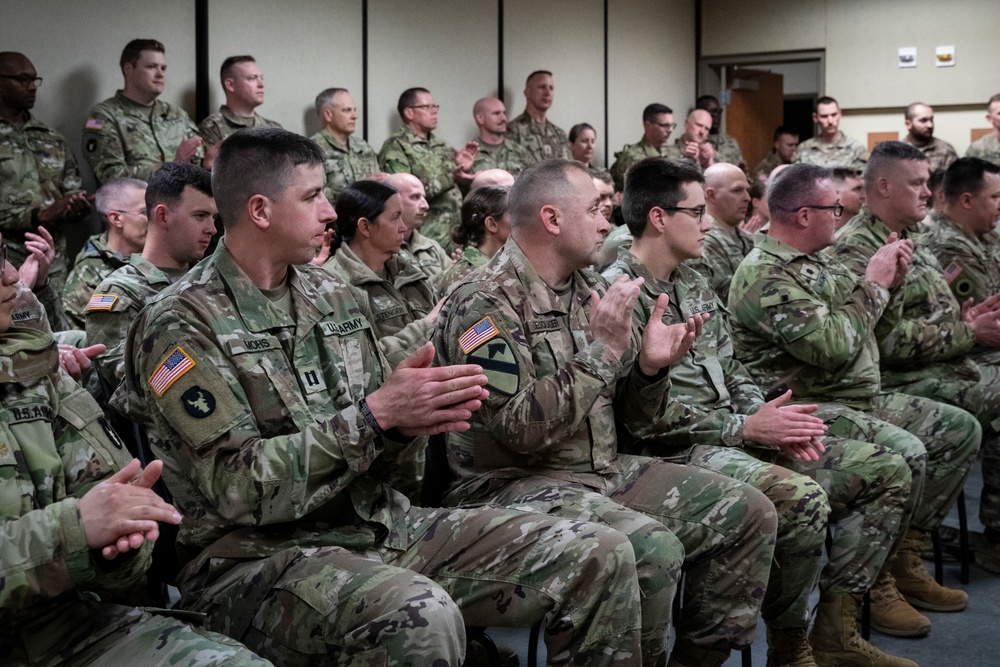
817,392,980,537
478,453,777,654
1,599,266,666
180,507,642,667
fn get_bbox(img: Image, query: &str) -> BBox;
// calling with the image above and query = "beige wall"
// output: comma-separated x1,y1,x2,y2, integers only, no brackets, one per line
702,0,825,57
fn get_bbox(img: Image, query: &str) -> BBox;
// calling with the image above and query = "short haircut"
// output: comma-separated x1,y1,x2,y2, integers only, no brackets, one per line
397,87,430,119
773,125,799,141
988,93,1000,108
569,122,595,143
767,164,832,226
525,70,552,85
212,127,325,229
315,87,348,118
332,180,398,251
943,157,1000,203
830,167,861,183
95,178,147,221
815,96,838,111
508,159,584,229
220,55,255,84
863,140,927,190
590,168,613,186
904,102,929,120
622,158,704,238
454,186,509,247
120,39,164,70
643,103,673,122
146,162,212,214
928,168,946,194
695,95,719,109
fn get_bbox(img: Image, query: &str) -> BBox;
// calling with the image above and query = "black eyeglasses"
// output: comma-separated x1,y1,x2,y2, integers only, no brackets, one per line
652,121,677,131
788,203,845,216
660,205,707,220
0,75,42,88
408,104,440,111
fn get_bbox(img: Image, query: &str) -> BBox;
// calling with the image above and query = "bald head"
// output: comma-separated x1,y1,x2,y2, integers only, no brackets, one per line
705,163,750,227
0,52,30,71
473,96,507,141
471,169,515,191
0,52,38,115
685,109,713,143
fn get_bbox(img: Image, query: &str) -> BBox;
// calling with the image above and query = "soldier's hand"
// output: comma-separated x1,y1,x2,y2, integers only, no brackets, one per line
962,292,1000,323
743,390,827,460
203,139,222,170
683,141,700,162
590,275,641,360
175,136,203,164
698,142,715,168
58,343,105,382
740,211,768,234
970,312,1000,348
19,226,56,289
65,192,92,219
865,234,908,288
38,193,87,225
309,229,334,266
367,342,490,435
79,459,182,560
637,292,705,375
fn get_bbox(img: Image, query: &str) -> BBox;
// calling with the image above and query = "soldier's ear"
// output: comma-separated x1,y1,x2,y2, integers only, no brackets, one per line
223,77,236,95
357,217,373,239
152,204,170,228
246,194,271,231
539,204,560,235
107,210,124,231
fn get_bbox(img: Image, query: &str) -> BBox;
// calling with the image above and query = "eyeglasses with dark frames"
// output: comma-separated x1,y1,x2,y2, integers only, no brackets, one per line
0,75,42,88
786,203,845,217
660,205,707,220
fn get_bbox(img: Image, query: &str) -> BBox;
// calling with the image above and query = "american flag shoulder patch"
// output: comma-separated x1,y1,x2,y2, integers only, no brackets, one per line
943,262,963,284
458,316,500,354
86,293,118,311
149,346,196,397
84,117,105,131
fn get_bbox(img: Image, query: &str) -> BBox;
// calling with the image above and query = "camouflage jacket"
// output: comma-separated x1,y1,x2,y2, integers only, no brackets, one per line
63,233,129,330
309,129,380,205
902,135,958,173
830,209,980,389
438,244,489,296
707,132,745,168
0,113,84,263
471,137,534,176
83,90,201,184
0,327,150,625
609,138,665,191
399,229,453,285
378,126,461,247
86,254,179,389
728,233,891,408
197,105,281,146
751,152,784,179
793,131,868,171
434,239,675,503
687,215,755,304
662,137,703,172
505,112,570,162
604,249,766,455
966,132,1000,166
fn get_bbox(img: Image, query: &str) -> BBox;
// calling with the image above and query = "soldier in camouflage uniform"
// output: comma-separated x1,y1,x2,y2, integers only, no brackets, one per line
687,163,753,304
0,52,92,302
438,185,510,295
113,128,647,667
609,103,675,191
751,126,799,181
83,40,203,185
63,178,147,330
901,103,957,173
966,94,1000,166
793,97,867,171
0,233,268,667
663,110,716,173
435,159,778,667
310,88,380,205
729,163,980,641
697,95,746,171
198,56,281,148
506,71,570,163
470,97,535,177
386,173,453,285
606,157,914,667
379,88,470,248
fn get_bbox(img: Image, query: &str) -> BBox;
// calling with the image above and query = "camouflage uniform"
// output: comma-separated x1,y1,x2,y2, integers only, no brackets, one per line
901,135,958,173
112,243,646,667
609,138,665,191
0,326,266,666
707,132,745,168
63,232,129,330
662,138,703,172
471,138,534,176
83,90,201,184
379,126,462,248
310,129,380,205
751,152,784,179
399,229,452,286
86,254,179,390
596,225,633,272
728,232,981,536
966,132,1000,166
793,131,868,171
687,215,755,304
505,112,570,162
605,250,910,629
435,239,778,659
438,244,488,295
0,113,85,297
198,105,281,147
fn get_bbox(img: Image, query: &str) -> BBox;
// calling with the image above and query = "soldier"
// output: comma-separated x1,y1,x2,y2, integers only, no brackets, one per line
609,103,675,191
0,232,268,667
592,168,616,222
696,94,746,170
0,51,92,300
793,96,867,171
64,178,147,329
114,128,647,666
966,93,1000,166
470,96,533,176
387,172,452,283
506,70,570,162
439,185,510,294
310,87,379,205
435,158,778,667
687,163,753,303
379,87,474,248
753,126,799,181
901,103,957,173
605,157,915,667
663,109,715,172
87,162,215,390
198,55,281,149
83,39,202,184
470,168,514,191
729,163,981,639
831,167,865,229
569,123,607,176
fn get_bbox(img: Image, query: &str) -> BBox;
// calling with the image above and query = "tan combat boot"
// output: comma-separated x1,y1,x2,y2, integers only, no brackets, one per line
766,626,817,667
889,529,968,611
667,639,730,667
869,570,931,637
809,591,920,667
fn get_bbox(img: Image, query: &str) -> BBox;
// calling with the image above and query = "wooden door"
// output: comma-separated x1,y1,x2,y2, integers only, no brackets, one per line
725,68,784,175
